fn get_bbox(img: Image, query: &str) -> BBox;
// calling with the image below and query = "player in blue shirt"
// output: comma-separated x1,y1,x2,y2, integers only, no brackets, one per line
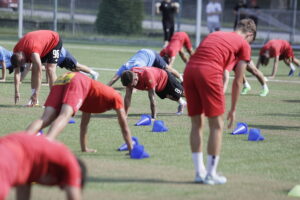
0,46,13,82
107,48,182,86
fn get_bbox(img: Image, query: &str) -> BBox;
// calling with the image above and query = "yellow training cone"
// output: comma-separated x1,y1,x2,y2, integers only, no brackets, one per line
288,185,300,197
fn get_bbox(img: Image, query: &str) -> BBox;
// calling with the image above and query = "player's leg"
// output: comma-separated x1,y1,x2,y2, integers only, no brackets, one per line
46,63,57,88
241,74,251,95
247,61,269,96
76,63,99,80
204,115,227,185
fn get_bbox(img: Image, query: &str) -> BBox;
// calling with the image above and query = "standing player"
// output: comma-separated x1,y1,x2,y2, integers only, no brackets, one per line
0,132,86,200
108,48,182,86
120,67,186,118
11,30,62,106
257,39,300,78
26,72,133,153
155,0,180,47
160,32,194,69
0,46,13,82
206,0,222,33
183,18,256,184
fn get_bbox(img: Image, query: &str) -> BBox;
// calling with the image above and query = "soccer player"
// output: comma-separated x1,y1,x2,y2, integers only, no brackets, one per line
0,132,86,200
107,48,182,86
160,32,194,68
257,39,300,78
183,18,256,185
26,72,133,153
11,30,62,106
0,46,13,82
120,67,186,119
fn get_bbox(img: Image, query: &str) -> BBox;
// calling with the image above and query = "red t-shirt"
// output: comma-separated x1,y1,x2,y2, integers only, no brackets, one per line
160,32,192,57
13,30,60,62
80,80,124,113
259,39,294,59
188,31,251,72
131,67,168,92
0,132,81,189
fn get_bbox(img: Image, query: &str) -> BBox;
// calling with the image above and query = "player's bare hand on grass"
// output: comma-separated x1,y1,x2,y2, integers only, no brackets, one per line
227,110,236,129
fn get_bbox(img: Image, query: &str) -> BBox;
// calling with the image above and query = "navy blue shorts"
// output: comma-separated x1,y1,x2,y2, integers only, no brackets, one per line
58,50,78,71
153,52,168,69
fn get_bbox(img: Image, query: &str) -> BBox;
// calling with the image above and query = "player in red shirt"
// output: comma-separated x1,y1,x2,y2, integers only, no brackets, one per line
25,72,133,153
183,19,256,185
0,132,86,200
120,67,186,119
160,32,194,68
11,30,62,106
257,39,300,78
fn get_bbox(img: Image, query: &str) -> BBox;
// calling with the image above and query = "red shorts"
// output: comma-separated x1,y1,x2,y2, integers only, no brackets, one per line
44,73,91,114
183,64,225,117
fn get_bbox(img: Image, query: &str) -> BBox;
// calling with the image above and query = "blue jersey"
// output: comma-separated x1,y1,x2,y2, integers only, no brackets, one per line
57,47,67,66
116,49,157,76
0,46,13,69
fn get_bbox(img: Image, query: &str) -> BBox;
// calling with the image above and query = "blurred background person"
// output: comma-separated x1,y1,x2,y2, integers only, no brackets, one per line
206,0,222,33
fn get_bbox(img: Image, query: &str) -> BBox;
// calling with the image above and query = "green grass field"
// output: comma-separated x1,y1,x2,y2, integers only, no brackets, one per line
1,40,300,200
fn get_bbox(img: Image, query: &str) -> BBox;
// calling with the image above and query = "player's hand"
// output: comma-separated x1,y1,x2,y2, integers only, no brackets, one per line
82,148,97,153
227,110,236,129
15,92,20,104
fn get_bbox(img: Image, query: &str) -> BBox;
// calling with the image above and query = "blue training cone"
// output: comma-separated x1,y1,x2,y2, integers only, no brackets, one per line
130,144,150,159
68,117,76,124
232,122,248,135
135,114,152,126
118,136,139,151
152,120,168,132
248,128,265,141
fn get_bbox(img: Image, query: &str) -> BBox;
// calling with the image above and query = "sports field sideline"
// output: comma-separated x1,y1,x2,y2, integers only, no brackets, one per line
1,40,300,200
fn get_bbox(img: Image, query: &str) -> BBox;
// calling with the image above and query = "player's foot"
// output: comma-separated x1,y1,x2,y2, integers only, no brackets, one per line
288,69,295,76
259,88,269,97
241,86,251,95
25,99,40,107
194,171,207,183
176,102,186,115
203,173,227,185
91,71,99,80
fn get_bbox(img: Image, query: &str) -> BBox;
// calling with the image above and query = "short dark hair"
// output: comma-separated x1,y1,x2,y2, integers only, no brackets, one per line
10,53,19,68
121,70,134,86
235,18,257,41
259,55,269,66
76,157,87,189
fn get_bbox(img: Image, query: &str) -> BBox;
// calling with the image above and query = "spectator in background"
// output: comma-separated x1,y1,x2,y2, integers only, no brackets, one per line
155,0,180,47
206,0,222,33
248,0,260,26
233,0,247,29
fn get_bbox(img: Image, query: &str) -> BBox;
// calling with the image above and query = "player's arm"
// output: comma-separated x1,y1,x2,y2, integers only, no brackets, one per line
80,112,96,153
172,2,180,13
179,49,189,63
223,69,230,94
116,108,133,152
155,2,161,14
65,186,81,200
16,184,31,200
124,86,133,116
270,56,279,78
30,53,43,105
14,64,21,104
107,74,120,86
0,60,6,81
148,88,157,119
20,63,32,82
227,60,247,129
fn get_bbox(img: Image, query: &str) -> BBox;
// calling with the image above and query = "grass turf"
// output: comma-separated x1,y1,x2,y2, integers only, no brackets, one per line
1,41,300,200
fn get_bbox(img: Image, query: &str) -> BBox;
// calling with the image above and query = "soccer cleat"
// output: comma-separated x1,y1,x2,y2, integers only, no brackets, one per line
241,86,251,95
194,171,207,183
288,69,295,76
176,102,186,115
91,71,99,80
259,88,269,97
203,174,227,185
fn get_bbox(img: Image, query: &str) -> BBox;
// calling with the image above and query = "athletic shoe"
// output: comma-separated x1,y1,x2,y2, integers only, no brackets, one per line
241,86,251,95
288,69,295,76
194,171,207,183
203,174,227,185
91,72,99,80
176,102,186,115
259,88,269,97
25,99,39,107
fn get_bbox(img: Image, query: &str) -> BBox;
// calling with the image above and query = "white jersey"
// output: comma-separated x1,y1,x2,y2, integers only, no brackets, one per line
206,2,222,23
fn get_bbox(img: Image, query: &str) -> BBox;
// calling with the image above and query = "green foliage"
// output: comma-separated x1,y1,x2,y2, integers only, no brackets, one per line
95,0,144,35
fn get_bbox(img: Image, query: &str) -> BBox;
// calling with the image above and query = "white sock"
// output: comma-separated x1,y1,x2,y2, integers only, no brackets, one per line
262,84,268,90
207,155,220,177
178,98,186,105
192,152,206,176
290,63,296,71
31,89,36,95
90,70,98,76
244,81,251,89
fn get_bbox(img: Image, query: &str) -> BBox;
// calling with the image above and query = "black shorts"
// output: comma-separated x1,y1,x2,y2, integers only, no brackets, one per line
153,52,168,69
58,50,77,71
156,71,183,101
41,37,63,64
